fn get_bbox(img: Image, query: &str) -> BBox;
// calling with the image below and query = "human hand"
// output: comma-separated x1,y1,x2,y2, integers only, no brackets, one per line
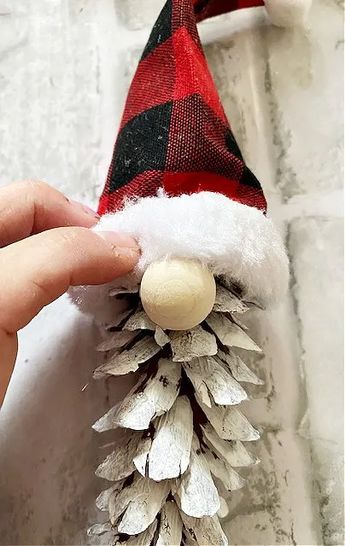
0,181,139,404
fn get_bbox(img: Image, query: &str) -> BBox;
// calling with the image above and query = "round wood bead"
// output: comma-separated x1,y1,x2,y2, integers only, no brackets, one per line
140,258,216,331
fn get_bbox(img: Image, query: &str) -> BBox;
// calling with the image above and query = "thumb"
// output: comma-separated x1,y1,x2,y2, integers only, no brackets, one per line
0,227,139,334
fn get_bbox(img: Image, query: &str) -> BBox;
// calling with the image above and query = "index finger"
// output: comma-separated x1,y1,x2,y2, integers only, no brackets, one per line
0,180,100,247
0,227,139,334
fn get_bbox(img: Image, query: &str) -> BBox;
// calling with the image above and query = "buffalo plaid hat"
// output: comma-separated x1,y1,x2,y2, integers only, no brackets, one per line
74,0,294,316
98,0,267,215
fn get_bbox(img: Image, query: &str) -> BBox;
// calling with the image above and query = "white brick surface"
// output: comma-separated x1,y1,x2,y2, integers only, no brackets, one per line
0,0,343,544
0,1,103,199
204,0,344,199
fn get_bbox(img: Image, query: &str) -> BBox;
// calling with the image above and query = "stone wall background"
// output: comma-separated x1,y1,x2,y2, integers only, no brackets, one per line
0,1,343,544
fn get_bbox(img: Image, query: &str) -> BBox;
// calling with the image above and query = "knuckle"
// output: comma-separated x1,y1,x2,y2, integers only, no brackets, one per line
12,180,57,205
29,276,53,303
27,179,52,197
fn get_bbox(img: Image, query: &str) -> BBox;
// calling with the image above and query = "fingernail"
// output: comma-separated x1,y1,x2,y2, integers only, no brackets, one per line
70,199,100,219
97,231,140,257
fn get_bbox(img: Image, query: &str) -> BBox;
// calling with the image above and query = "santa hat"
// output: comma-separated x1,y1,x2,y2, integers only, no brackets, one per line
82,0,300,315
70,0,315,324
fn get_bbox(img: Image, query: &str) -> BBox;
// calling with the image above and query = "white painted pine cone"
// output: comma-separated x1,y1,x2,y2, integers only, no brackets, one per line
88,273,264,545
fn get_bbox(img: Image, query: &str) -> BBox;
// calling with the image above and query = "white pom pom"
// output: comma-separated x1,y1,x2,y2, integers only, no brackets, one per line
140,258,216,331
264,0,312,27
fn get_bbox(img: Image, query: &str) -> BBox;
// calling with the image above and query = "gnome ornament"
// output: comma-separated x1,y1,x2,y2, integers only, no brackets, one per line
69,0,310,543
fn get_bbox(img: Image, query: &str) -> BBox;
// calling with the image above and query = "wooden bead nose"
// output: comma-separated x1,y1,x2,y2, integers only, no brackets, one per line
140,258,216,331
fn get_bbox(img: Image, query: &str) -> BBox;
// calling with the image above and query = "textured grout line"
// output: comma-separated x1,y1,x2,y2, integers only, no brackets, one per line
286,230,328,546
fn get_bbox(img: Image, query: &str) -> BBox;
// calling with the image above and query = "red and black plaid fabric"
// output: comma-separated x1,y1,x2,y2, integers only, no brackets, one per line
98,0,267,215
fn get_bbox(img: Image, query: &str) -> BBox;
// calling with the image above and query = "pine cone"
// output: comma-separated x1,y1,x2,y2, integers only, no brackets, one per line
88,280,264,546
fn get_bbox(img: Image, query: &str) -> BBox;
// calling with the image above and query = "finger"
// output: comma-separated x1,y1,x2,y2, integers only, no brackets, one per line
0,227,139,334
0,180,100,247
